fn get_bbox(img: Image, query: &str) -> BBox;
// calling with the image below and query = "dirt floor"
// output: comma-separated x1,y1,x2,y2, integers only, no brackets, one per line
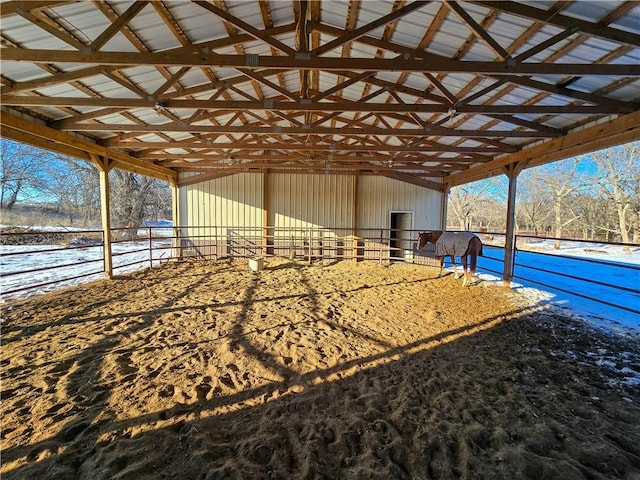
1,258,639,480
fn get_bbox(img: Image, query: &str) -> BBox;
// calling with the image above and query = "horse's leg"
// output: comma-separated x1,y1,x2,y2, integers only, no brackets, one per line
461,255,469,286
469,252,478,285
438,257,444,278
452,255,461,279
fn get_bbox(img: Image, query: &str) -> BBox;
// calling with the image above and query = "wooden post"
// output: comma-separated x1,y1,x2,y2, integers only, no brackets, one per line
262,170,269,256
353,172,359,237
353,236,359,262
96,155,113,279
502,162,526,286
440,184,450,230
353,172,359,263
148,227,153,269
170,178,180,260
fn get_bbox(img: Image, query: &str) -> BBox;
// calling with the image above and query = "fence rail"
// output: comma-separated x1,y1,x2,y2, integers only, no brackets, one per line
1,227,638,319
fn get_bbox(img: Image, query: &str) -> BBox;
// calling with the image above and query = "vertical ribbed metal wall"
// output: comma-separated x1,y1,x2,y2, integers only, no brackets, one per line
178,173,443,257
268,173,355,231
357,176,442,232
179,173,264,238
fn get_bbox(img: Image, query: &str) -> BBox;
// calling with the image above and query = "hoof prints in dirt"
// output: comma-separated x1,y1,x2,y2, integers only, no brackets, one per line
1,258,639,480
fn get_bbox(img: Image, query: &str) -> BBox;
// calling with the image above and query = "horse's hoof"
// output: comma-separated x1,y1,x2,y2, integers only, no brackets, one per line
454,274,461,280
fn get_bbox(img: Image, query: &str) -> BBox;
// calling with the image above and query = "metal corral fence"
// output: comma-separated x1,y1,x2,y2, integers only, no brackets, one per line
0,226,438,298
172,226,437,264
1,227,638,318
512,234,639,316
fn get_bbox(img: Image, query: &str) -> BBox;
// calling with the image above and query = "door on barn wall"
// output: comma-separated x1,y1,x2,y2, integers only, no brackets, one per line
389,212,414,260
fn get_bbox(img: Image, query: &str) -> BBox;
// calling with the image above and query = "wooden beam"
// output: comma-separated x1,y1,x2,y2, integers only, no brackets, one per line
4,48,640,75
177,170,234,186
54,121,561,138
0,1,77,17
0,111,176,181
445,0,510,60
312,1,429,56
94,154,114,279
90,1,148,51
109,138,509,151
14,8,85,50
8,96,633,115
0,125,91,160
262,169,270,255
193,0,297,56
379,170,444,192
446,110,640,186
501,161,526,286
0,25,296,95
472,1,640,47
440,185,449,230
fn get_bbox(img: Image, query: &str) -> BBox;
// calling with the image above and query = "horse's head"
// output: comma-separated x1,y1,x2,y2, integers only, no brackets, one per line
417,231,440,250
417,232,429,251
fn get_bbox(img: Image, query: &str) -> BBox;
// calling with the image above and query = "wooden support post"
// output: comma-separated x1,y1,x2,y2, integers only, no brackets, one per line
353,236,359,263
502,162,526,286
95,155,113,279
148,227,153,269
353,172,359,237
262,170,269,256
170,178,180,260
353,172,359,263
440,184,450,230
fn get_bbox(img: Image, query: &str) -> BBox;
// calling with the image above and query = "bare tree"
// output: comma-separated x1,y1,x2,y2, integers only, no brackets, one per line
109,169,170,239
0,139,49,209
516,174,553,235
589,141,640,247
447,179,500,230
47,158,100,226
523,158,589,248
0,140,171,232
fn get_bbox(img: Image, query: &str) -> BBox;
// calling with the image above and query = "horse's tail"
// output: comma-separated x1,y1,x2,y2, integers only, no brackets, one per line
470,249,477,273
471,236,482,274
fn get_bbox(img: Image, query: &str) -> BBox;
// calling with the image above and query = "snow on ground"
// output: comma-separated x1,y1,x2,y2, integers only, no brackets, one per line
416,237,639,335
474,243,639,336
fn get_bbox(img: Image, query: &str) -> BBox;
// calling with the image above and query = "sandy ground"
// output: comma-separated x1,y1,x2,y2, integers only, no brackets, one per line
1,257,639,480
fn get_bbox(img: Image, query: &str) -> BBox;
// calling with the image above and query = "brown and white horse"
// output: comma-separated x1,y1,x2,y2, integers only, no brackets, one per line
417,231,483,286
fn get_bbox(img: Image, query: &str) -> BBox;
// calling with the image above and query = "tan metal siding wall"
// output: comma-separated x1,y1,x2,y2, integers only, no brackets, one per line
178,173,263,256
357,176,442,232
214,173,263,231
268,173,355,231
180,181,215,237
179,173,263,229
